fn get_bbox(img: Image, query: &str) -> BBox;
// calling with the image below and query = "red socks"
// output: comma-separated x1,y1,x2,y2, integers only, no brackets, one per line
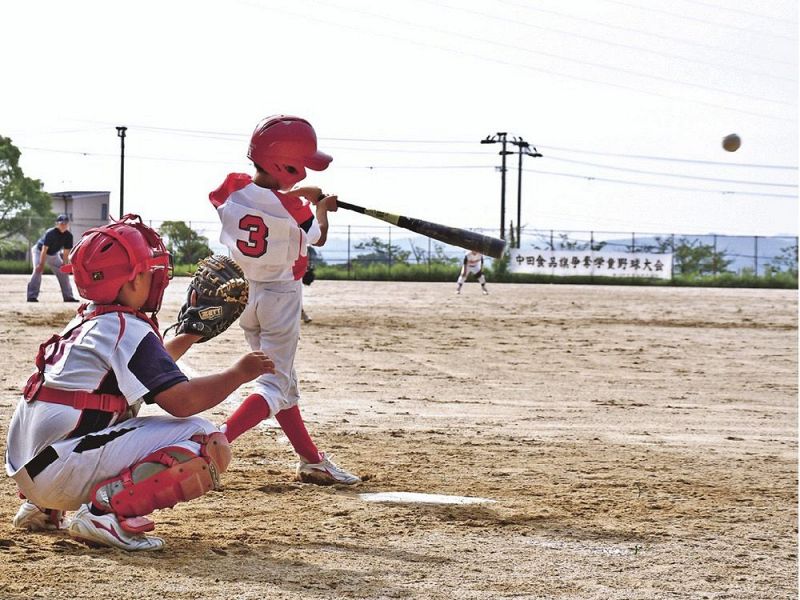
223,397,321,464
223,393,271,443
275,405,321,464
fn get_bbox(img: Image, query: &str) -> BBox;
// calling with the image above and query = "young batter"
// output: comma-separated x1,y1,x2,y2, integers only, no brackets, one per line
212,114,360,485
456,250,489,295
6,215,273,550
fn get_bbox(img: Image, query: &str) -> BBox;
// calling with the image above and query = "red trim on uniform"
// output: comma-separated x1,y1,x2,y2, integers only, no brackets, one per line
274,191,313,281
209,173,253,208
274,191,314,225
114,312,126,350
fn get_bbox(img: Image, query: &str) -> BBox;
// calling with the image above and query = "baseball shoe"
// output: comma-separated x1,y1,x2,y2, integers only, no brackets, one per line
67,505,164,551
455,289,461,295
27,298,38,303
64,298,80,303
296,452,361,485
13,501,64,531
301,309,312,323
482,288,489,295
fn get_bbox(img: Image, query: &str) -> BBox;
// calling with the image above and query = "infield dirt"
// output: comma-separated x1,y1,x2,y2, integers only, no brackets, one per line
0,276,796,599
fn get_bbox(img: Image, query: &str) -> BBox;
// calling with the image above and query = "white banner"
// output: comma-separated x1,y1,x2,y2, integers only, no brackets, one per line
509,249,672,279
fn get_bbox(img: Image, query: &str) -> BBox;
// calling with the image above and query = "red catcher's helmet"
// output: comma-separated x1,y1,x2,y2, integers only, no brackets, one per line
247,115,332,190
62,215,173,314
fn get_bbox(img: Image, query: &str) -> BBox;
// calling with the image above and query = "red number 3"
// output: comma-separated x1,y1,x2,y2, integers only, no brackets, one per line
237,215,270,257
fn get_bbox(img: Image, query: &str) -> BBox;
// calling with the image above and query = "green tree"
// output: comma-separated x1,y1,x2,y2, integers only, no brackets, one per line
158,221,212,264
668,237,733,275
769,243,798,276
353,236,410,265
0,136,54,242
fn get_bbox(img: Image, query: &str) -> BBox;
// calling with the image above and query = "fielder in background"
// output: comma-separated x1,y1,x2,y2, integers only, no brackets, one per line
26,214,79,303
5,215,273,551
456,250,489,295
210,114,360,485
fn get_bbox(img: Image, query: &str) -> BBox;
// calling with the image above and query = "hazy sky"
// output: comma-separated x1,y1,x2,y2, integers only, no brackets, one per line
1,0,797,239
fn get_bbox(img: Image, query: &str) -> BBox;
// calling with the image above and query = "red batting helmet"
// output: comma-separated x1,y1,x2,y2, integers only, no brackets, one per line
63,215,173,314
247,115,332,190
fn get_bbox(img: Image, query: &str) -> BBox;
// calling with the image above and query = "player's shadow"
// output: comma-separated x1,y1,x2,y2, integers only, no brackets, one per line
45,532,447,598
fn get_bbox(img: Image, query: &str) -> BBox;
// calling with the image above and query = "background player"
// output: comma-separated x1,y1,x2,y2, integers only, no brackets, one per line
456,250,489,295
6,215,273,551
211,114,360,485
26,213,79,303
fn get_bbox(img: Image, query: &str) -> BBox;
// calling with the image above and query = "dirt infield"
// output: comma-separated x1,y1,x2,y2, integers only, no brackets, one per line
0,275,796,600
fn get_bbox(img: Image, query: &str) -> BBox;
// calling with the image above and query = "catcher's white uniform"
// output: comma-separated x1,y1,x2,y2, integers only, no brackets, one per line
211,173,321,416
5,308,216,511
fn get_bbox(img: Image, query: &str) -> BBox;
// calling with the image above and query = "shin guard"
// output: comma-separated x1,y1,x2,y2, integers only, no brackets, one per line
91,432,231,519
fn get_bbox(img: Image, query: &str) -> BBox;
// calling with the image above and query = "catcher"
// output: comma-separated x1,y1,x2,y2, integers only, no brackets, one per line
5,215,270,551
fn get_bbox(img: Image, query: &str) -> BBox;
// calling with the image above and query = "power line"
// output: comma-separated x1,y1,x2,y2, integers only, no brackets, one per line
416,0,796,83
303,0,793,107
675,0,796,25
494,0,796,66
234,0,795,122
522,166,798,198
545,156,798,187
539,144,798,170
598,0,796,41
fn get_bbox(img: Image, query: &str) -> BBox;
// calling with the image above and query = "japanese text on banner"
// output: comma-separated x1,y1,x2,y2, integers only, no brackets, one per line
509,250,672,279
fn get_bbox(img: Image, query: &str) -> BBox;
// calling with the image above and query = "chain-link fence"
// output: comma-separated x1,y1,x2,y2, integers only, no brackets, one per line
4,217,796,278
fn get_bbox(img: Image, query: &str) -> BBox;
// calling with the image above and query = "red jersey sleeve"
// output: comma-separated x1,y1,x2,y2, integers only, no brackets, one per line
209,173,253,208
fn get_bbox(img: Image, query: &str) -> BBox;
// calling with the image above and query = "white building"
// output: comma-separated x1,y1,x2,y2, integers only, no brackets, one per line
49,191,110,241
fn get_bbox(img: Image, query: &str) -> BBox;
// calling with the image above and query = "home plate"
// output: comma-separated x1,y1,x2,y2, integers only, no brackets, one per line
359,492,496,505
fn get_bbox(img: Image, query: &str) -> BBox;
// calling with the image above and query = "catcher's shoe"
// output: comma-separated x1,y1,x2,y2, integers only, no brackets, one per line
67,505,164,551
296,452,361,485
13,501,64,531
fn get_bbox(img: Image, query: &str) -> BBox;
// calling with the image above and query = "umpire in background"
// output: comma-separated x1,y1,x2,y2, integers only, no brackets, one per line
26,214,79,303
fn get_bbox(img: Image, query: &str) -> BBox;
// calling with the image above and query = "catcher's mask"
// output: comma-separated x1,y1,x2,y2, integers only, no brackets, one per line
63,214,173,314
247,115,332,190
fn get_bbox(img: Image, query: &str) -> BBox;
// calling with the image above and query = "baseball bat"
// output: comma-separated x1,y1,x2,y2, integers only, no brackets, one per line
335,200,507,259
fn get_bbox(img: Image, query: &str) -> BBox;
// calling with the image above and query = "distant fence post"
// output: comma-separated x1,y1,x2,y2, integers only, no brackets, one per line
631,232,636,253
713,234,718,276
754,236,759,276
427,236,431,274
347,225,351,280
671,234,675,280
388,226,392,274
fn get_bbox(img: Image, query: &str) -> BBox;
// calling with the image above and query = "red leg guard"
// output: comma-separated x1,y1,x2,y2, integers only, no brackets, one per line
92,432,231,519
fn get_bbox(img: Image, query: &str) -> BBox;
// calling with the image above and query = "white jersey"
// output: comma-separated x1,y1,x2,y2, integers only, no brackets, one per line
211,173,321,282
464,251,484,274
5,308,188,477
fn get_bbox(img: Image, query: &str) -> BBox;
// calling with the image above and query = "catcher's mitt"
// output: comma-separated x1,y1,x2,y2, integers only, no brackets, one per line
171,255,248,342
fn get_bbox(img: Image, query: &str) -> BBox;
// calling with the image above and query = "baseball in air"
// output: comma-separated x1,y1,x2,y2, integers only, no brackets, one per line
722,133,741,152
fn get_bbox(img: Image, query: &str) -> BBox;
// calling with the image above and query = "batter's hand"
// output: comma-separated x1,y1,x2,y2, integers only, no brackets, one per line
233,351,274,381
318,195,338,212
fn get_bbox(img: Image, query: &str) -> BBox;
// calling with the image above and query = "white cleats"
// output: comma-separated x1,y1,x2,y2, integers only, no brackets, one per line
67,505,164,551
296,452,361,485
482,288,489,295
301,309,312,323
455,289,461,295
13,501,64,531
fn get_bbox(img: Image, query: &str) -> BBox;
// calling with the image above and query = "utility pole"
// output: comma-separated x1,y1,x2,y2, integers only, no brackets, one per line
480,132,511,240
116,126,127,217
509,138,542,249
